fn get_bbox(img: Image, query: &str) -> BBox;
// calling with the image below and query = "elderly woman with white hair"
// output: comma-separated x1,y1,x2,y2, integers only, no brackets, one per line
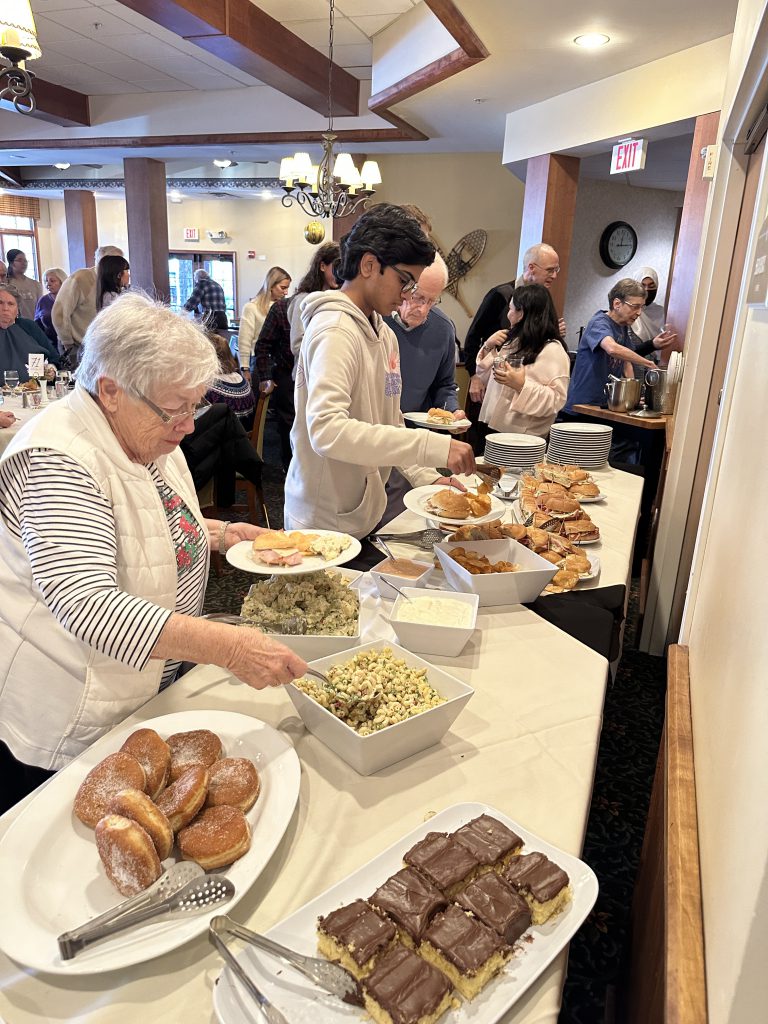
0,293,307,812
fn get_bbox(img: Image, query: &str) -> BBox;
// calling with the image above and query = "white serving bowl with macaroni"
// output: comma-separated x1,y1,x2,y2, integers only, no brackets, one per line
286,641,474,775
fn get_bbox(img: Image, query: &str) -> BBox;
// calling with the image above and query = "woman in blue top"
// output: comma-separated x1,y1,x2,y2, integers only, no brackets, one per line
564,278,675,413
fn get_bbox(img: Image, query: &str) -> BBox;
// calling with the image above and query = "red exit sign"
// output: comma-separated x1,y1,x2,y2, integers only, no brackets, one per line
610,138,647,174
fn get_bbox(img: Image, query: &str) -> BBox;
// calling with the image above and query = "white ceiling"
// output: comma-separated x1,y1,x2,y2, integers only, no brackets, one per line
2,0,739,192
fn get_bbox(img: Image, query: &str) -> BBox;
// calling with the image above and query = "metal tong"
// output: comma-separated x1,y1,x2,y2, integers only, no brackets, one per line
210,915,361,1012
58,872,234,960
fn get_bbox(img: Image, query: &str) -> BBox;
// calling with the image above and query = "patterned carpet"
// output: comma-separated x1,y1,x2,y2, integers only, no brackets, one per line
204,420,668,1023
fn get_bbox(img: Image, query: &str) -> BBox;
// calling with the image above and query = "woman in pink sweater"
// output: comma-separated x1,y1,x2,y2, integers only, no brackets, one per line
476,283,570,439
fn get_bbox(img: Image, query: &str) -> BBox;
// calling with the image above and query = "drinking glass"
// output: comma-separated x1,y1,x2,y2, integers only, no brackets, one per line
506,355,524,369
4,371,19,390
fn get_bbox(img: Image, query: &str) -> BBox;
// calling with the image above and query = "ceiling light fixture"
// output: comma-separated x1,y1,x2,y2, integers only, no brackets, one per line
0,0,42,114
168,190,184,203
279,0,380,219
573,33,610,48
213,158,237,168
53,162,71,170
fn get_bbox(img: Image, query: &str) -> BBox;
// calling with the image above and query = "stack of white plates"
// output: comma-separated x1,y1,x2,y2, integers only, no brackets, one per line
667,351,684,383
484,432,547,470
547,422,613,469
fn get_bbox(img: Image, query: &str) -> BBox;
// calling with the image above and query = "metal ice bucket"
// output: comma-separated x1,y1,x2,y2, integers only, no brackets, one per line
644,368,678,414
604,377,642,413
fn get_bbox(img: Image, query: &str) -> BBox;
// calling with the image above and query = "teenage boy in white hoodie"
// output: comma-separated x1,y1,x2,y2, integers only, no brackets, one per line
284,204,475,540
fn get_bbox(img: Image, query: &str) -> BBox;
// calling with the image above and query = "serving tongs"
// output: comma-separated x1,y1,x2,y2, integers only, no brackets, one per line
58,870,234,960
209,915,361,1011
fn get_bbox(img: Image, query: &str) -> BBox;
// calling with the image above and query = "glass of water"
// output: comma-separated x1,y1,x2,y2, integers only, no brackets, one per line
507,355,524,369
4,371,20,390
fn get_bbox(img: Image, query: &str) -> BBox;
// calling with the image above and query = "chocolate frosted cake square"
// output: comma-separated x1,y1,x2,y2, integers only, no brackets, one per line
363,944,454,1024
403,831,481,897
419,903,511,1000
452,814,523,871
369,867,448,946
317,899,397,979
455,872,532,945
502,851,572,924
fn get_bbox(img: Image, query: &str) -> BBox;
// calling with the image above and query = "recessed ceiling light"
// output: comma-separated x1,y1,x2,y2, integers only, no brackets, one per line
54,162,71,170
574,33,610,48
214,158,237,168
168,190,184,203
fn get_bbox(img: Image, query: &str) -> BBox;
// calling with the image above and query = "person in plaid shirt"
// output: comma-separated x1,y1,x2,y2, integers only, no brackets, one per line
183,269,228,329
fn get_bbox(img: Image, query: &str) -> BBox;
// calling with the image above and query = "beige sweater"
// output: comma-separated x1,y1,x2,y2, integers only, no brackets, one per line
51,266,97,350
284,291,450,538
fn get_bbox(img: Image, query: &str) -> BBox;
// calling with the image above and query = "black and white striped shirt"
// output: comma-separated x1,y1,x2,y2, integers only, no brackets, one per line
0,449,208,688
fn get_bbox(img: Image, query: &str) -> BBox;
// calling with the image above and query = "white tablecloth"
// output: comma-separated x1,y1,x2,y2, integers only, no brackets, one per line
0,400,44,455
0,468,643,1024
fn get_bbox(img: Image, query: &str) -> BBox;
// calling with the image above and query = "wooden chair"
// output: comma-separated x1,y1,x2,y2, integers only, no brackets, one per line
240,391,271,528
455,365,470,412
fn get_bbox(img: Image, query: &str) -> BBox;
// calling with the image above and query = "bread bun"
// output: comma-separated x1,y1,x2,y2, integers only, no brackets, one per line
425,489,471,519
155,765,209,832
108,788,174,860
74,752,147,829
120,728,171,799
426,407,455,424
95,815,162,896
178,805,251,870
166,729,222,782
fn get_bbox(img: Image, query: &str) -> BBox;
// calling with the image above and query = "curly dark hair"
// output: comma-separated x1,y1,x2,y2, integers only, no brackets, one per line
295,241,340,294
335,203,435,282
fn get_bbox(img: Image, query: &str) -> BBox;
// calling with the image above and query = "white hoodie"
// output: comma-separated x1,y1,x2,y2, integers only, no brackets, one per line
284,290,451,538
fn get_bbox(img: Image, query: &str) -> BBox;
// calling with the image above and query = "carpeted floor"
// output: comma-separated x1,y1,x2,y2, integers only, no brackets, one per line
204,419,668,1023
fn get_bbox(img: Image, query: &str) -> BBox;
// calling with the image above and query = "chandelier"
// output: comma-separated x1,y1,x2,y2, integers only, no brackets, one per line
279,0,381,219
0,1,42,115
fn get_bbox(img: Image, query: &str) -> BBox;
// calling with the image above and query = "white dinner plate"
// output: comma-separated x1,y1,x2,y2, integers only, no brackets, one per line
404,485,507,527
403,411,472,432
0,710,301,975
512,502,601,545
212,801,598,1024
574,493,605,504
542,554,601,595
226,531,362,575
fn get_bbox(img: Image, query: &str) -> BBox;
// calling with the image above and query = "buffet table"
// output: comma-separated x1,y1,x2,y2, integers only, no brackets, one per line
0,467,644,1024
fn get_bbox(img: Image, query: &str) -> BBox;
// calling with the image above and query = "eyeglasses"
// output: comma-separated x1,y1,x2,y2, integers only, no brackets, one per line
532,262,560,275
621,300,645,311
403,291,439,308
372,255,418,295
135,390,210,425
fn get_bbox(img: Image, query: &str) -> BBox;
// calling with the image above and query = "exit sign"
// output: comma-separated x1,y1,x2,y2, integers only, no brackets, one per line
610,138,647,174
183,227,199,241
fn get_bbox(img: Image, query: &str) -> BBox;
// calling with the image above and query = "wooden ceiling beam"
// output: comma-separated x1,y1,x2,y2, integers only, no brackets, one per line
0,77,90,127
0,127,414,150
117,0,360,117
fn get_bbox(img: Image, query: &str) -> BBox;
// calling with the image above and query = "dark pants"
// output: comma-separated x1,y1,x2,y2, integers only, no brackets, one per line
180,403,262,507
271,369,295,471
0,740,55,815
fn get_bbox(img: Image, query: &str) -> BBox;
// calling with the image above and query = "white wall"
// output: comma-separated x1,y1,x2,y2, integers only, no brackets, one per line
563,179,684,343
374,152,525,341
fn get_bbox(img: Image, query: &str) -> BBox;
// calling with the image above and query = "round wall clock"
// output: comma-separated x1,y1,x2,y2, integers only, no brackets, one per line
599,221,638,269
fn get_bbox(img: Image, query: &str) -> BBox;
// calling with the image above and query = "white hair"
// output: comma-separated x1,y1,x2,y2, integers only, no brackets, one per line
94,245,124,264
417,252,448,295
77,292,219,397
43,267,68,285
194,268,209,282
522,242,558,268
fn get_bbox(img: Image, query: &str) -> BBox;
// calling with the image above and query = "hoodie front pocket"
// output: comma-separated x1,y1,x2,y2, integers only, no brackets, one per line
336,470,386,532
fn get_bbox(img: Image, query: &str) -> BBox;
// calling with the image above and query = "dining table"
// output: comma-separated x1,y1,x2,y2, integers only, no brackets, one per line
0,466,643,1024
0,397,45,455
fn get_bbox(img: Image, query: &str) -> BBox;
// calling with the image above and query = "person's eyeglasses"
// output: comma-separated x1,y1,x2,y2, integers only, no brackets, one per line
403,291,439,308
621,300,644,311
533,262,560,275
373,255,418,295
135,390,210,425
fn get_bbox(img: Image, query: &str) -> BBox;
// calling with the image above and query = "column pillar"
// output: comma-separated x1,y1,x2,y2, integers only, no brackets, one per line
519,153,580,314
664,112,721,349
123,157,170,301
63,189,98,272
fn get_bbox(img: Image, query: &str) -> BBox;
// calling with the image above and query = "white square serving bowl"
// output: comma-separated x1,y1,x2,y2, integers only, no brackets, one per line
370,559,433,599
435,538,557,606
244,567,363,660
388,588,479,657
285,640,474,775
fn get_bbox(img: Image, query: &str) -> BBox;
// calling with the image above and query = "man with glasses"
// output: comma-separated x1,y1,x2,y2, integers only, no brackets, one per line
284,204,475,548
385,255,463,420
563,278,673,414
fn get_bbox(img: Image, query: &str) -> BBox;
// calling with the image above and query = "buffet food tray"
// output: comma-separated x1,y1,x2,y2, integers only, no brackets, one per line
213,801,598,1024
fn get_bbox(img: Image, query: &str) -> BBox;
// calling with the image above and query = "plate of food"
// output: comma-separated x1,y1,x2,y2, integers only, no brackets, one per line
226,529,362,575
212,801,598,1024
404,409,472,432
542,552,601,594
0,710,300,974
404,485,506,527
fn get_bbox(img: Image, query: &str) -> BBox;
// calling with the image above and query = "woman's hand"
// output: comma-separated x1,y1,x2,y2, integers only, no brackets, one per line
469,374,485,402
226,629,308,690
492,361,525,392
484,330,507,350
432,475,467,491
225,521,270,545
0,410,16,428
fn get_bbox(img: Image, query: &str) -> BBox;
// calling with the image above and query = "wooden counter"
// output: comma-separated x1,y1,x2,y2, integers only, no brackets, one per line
570,404,668,430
